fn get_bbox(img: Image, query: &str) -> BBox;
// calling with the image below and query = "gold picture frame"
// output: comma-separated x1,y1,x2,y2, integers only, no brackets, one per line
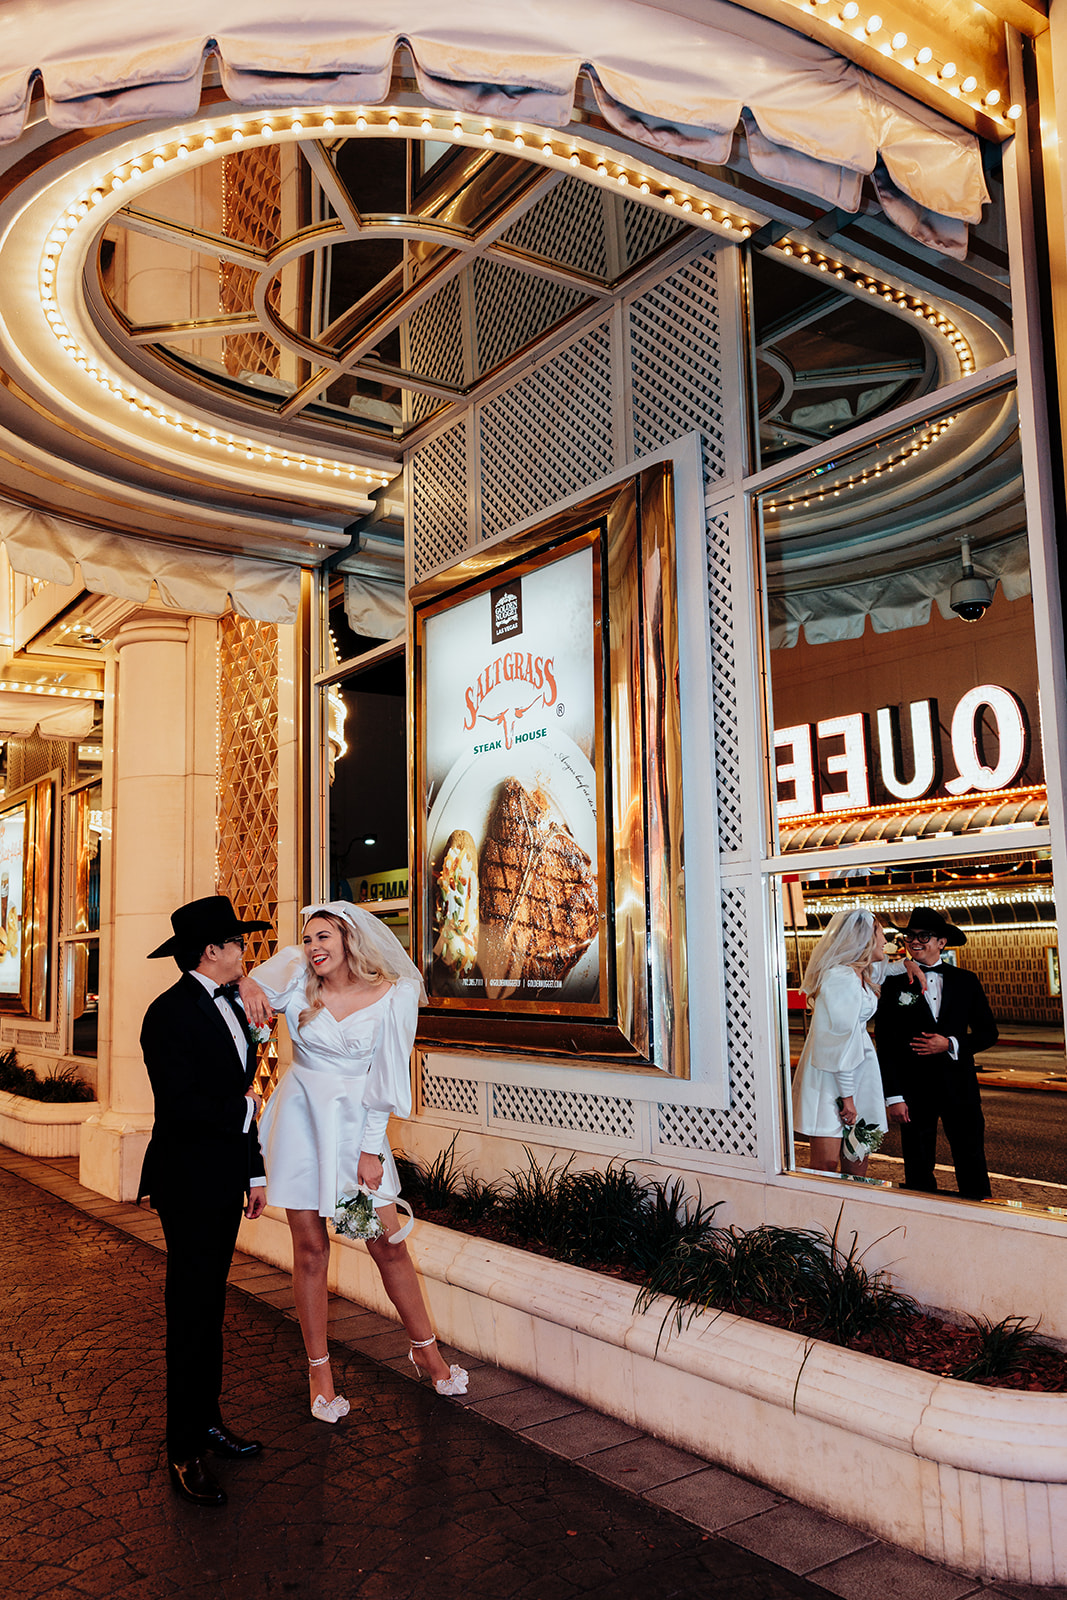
0,773,55,1018
411,463,690,1072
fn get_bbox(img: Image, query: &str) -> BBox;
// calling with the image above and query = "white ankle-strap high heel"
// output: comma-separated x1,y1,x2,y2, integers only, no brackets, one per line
308,1353,350,1423
408,1336,469,1396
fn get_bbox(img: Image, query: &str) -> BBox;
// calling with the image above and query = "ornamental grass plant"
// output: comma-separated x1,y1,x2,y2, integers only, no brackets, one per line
0,1048,93,1103
397,1137,720,1270
392,1141,1067,1391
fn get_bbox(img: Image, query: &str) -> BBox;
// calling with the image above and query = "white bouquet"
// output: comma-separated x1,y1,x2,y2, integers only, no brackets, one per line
837,1098,885,1164
333,1190,385,1241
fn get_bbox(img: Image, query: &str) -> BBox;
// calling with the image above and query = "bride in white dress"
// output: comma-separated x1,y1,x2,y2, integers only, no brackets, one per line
241,902,467,1421
792,908,914,1177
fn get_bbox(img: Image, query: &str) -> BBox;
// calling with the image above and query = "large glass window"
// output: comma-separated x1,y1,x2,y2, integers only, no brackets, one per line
748,244,1013,473
762,386,1036,854
320,576,409,949
777,851,1065,1207
757,373,1065,1208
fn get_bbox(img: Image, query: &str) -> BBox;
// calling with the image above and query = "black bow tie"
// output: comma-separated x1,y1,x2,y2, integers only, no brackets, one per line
213,983,240,1000
916,963,942,972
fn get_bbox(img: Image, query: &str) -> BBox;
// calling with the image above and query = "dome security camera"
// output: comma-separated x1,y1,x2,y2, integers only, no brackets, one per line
950,538,994,622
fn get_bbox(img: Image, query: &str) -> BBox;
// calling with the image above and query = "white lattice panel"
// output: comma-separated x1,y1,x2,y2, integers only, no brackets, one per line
406,275,466,423
622,202,688,270
491,1083,638,1143
421,1066,481,1120
500,177,609,277
411,419,471,578
477,320,616,540
472,257,588,377
406,227,762,1173
654,885,758,1160
705,508,745,857
628,249,726,472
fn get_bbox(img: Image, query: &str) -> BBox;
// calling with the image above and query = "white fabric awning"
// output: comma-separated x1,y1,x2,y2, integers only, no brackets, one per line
0,0,989,254
769,535,1031,648
0,503,301,625
344,574,405,642
0,691,95,740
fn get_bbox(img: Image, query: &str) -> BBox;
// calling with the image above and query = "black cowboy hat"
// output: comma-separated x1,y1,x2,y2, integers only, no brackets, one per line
896,907,966,947
147,894,270,959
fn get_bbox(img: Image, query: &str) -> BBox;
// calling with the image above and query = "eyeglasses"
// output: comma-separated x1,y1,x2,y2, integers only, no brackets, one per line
903,933,937,945
223,937,246,950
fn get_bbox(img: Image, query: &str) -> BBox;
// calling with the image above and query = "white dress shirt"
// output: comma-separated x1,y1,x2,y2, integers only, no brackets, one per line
190,968,266,1181
884,960,959,1107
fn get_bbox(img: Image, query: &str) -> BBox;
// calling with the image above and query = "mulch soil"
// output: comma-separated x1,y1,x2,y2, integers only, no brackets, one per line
414,1207,1067,1393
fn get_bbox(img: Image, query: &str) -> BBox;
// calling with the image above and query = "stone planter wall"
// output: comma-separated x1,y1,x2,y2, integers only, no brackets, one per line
240,1208,1067,1586
0,1090,98,1157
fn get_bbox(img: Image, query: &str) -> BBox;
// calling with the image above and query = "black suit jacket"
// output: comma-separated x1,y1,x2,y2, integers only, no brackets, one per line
138,972,265,1208
875,963,998,1111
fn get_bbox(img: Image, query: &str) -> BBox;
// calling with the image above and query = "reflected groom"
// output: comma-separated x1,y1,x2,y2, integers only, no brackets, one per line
875,908,998,1201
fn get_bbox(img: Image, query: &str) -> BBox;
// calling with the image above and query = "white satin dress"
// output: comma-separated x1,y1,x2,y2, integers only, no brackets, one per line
792,961,893,1139
254,946,419,1217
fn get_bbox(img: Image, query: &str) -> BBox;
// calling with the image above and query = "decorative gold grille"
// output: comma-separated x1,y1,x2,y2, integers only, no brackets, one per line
217,615,280,1097
221,145,282,380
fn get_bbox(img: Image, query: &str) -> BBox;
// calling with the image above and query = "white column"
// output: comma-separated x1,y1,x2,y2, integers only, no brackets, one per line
80,611,210,1199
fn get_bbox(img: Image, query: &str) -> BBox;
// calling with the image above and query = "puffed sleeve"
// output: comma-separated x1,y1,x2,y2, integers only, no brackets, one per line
249,945,307,1009
360,979,419,1156
804,967,867,1095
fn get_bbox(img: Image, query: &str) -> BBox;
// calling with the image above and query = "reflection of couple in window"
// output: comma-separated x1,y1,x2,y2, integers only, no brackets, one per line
793,907,996,1196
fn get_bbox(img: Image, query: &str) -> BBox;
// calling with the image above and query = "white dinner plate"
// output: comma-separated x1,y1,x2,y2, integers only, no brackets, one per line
425,730,601,1000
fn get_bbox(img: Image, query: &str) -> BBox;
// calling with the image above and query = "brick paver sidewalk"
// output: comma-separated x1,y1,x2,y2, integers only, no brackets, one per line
1,1148,1061,1600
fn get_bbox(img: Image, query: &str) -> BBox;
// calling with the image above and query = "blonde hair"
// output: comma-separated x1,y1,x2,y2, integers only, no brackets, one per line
298,910,397,1026
801,908,883,999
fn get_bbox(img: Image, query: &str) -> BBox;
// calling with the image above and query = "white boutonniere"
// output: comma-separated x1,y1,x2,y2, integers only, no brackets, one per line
897,992,918,1007
244,1016,274,1045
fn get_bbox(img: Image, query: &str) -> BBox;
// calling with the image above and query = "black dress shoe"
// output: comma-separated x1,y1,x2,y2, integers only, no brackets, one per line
168,1456,227,1507
204,1423,263,1459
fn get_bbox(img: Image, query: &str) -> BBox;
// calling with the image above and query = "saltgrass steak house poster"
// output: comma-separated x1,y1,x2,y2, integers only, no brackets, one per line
422,544,603,1008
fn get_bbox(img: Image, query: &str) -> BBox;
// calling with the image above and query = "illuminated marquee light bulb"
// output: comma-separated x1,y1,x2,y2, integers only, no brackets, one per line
891,31,907,48
961,75,977,94
916,46,933,64
1006,103,1022,120
940,62,957,80
865,13,882,31
984,89,1001,108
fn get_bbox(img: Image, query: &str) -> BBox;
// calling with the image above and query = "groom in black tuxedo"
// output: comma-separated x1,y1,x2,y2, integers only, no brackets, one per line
875,908,998,1201
139,895,270,1507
